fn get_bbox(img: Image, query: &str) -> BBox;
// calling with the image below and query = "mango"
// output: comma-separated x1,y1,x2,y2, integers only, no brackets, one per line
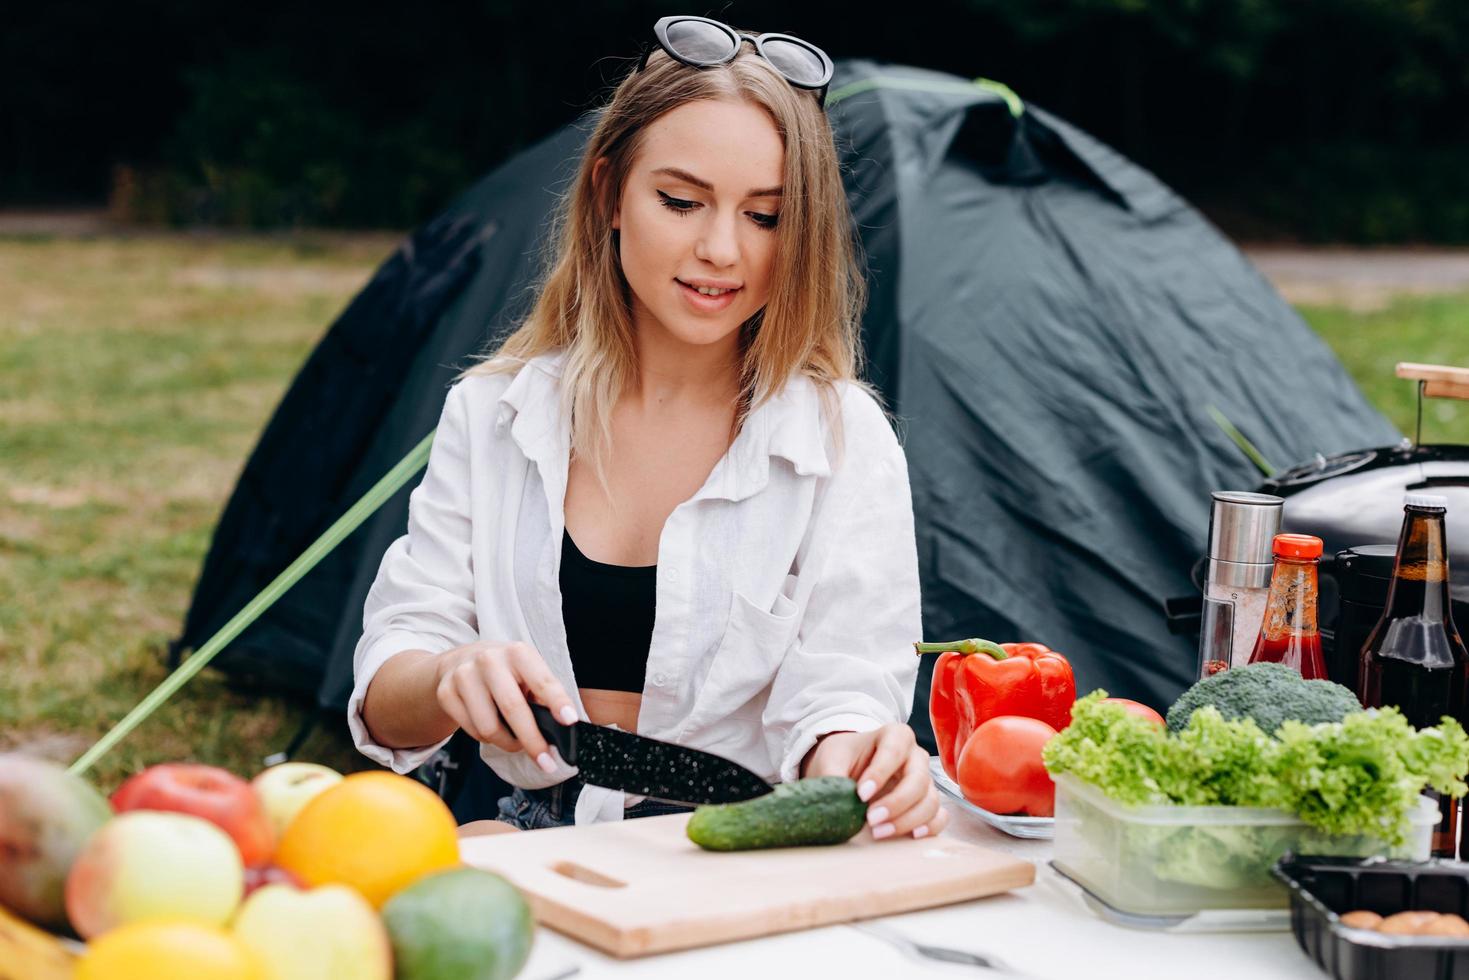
0,754,112,933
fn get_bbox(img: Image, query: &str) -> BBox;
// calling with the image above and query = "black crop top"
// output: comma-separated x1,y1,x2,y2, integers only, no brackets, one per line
559,529,656,693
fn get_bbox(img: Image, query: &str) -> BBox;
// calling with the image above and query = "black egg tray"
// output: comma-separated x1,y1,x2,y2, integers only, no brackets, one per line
1273,854,1469,980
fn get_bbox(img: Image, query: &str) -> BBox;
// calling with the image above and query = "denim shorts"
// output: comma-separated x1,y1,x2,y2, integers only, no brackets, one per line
494,775,695,830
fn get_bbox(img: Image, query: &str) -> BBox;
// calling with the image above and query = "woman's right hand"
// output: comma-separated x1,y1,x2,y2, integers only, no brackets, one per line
433,641,579,774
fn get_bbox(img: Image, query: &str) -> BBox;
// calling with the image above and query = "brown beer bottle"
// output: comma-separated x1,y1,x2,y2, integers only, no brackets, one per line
1356,493,1468,858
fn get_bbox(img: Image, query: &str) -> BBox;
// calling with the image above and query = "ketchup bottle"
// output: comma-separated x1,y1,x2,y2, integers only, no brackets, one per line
1247,533,1327,680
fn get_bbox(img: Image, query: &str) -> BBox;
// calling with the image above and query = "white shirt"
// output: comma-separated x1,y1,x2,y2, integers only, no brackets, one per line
347,348,922,825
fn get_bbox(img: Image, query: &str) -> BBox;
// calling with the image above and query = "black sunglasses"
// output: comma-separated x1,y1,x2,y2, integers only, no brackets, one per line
636,15,834,110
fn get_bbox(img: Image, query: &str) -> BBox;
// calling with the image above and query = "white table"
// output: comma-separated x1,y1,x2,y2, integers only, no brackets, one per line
511,796,1325,980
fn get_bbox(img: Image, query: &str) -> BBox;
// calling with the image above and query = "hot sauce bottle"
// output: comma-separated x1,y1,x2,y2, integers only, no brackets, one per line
1247,534,1327,680
1357,493,1468,858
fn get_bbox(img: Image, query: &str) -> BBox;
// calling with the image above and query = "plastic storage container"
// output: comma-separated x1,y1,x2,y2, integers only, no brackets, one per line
1051,774,1437,921
1274,855,1469,980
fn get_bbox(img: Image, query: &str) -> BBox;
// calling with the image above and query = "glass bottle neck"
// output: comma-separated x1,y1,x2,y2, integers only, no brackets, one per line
1384,510,1454,624
1250,553,1326,678
1262,555,1320,637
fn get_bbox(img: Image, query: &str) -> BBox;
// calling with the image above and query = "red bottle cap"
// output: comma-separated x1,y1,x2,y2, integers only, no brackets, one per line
1273,533,1323,559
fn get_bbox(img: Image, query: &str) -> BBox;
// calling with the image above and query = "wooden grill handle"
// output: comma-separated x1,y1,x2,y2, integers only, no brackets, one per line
1396,362,1469,401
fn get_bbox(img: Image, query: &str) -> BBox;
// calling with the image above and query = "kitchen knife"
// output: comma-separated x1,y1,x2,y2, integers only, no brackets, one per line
529,702,774,806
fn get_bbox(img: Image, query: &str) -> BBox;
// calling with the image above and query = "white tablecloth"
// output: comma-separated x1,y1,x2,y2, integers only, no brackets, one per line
511,795,1324,980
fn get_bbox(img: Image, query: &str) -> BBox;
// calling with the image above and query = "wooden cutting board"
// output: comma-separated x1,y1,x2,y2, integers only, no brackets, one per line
458,812,1034,958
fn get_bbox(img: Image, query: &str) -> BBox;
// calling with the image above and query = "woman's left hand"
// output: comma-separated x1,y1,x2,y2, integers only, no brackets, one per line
801,725,949,841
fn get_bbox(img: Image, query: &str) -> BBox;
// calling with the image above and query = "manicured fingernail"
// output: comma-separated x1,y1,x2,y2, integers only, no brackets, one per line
913,825,930,839
872,823,895,840
858,780,877,802
558,705,577,724
537,752,556,773
867,806,889,826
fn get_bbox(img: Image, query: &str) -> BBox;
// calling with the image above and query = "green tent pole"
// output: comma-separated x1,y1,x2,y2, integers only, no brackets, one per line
825,74,1023,116
69,430,437,777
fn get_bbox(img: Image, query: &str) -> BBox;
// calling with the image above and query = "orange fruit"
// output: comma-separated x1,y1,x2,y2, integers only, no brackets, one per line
274,771,459,907
77,919,264,980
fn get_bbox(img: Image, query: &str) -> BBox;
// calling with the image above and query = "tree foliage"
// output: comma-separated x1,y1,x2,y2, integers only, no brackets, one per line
3,0,1466,238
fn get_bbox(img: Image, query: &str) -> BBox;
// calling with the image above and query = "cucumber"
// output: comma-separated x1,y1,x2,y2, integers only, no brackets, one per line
685,776,868,851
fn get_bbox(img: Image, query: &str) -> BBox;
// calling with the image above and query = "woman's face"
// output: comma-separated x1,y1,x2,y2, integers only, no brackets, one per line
599,98,785,356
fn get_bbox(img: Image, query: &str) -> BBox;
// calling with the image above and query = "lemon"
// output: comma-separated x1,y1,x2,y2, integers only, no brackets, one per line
77,919,264,980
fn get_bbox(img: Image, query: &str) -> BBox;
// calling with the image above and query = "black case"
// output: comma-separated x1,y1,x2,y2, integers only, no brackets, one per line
1274,855,1469,980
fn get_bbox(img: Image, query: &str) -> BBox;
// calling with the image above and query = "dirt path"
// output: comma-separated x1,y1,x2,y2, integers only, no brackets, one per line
0,208,115,236
1244,246,1469,311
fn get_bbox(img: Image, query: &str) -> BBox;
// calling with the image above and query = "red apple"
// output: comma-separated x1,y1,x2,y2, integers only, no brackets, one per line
244,865,304,897
111,763,274,867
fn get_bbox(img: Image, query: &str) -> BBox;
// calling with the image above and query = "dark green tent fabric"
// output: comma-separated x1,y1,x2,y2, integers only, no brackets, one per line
175,59,1397,756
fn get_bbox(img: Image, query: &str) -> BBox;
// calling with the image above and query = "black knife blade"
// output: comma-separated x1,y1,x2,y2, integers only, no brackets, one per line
529,702,774,806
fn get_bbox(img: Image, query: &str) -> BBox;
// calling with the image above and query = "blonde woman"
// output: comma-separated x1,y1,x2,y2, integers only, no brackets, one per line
351,16,945,839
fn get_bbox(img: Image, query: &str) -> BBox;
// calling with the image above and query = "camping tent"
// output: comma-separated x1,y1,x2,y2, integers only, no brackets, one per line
175,59,1398,762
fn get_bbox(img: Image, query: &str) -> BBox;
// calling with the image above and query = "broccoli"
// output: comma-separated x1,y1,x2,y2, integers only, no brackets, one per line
1166,662,1362,734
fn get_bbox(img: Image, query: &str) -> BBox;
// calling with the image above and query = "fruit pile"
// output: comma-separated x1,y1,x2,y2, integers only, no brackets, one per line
0,755,534,979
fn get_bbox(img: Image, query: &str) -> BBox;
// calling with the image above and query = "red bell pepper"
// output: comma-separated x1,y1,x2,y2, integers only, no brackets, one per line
916,638,1076,782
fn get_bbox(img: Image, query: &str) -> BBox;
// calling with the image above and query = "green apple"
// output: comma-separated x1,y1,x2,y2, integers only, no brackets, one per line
250,763,343,840
65,810,243,939
234,883,391,980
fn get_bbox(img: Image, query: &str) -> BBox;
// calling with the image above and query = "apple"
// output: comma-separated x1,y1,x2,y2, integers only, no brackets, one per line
244,864,304,897
234,883,392,980
250,762,342,840
65,810,244,939
111,762,274,866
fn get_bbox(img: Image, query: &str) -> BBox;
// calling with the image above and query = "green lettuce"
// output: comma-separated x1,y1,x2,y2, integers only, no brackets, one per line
1273,709,1469,843
1044,691,1469,847
1037,693,1174,805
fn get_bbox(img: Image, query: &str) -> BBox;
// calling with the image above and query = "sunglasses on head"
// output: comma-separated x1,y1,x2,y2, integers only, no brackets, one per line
635,15,834,110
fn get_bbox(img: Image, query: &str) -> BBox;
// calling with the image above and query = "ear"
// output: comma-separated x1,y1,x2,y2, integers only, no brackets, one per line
592,156,620,230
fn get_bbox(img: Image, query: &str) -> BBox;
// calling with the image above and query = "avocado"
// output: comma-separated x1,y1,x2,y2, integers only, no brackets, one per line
685,776,868,851
381,867,534,980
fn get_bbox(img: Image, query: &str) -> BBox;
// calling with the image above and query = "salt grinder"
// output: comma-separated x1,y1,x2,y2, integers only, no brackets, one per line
1201,491,1284,673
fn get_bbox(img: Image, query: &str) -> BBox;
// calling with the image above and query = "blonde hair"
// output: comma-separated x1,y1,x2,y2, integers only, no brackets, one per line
460,32,872,487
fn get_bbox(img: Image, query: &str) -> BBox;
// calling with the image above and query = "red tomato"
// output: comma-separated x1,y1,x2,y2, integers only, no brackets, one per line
1101,698,1166,728
956,716,1058,817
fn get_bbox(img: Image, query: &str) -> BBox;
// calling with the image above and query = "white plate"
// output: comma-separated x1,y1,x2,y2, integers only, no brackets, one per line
928,756,1056,839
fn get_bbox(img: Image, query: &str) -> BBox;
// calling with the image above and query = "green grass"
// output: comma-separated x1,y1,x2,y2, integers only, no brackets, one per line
1299,293,1469,446
0,232,398,791
0,233,1465,794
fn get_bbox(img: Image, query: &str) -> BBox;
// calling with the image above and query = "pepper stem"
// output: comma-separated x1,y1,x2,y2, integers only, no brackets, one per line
912,638,1009,660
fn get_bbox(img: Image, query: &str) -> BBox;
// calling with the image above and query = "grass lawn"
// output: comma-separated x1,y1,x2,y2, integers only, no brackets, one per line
1299,293,1468,445
0,233,397,790
0,233,1465,794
